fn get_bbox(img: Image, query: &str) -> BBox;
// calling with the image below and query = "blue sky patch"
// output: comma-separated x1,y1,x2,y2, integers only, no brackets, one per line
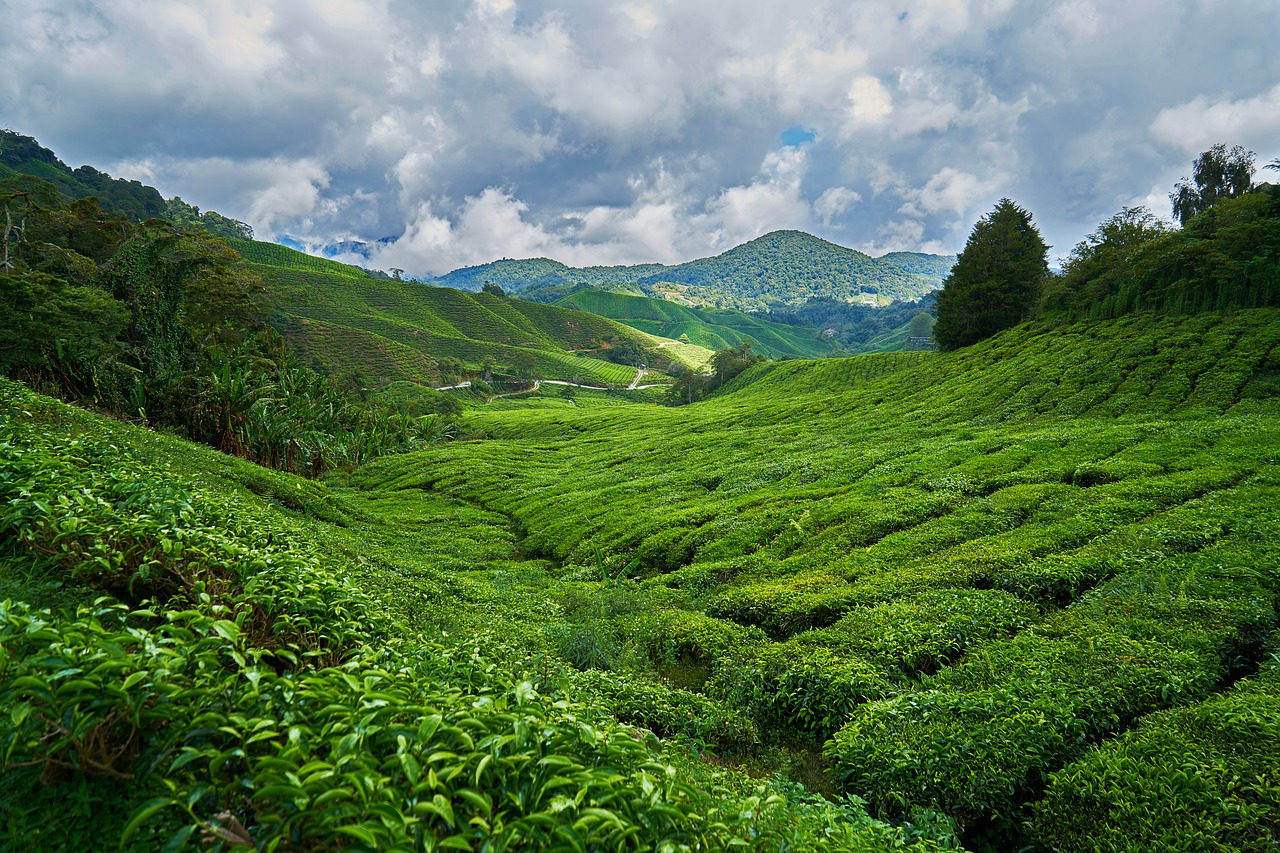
780,126,818,148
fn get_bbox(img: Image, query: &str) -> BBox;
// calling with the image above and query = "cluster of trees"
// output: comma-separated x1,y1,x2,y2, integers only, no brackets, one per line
934,144,1279,350
666,341,765,405
0,172,453,476
773,294,935,351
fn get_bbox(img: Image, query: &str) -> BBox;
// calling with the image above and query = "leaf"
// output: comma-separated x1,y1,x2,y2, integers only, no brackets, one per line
159,824,197,853
473,753,492,788
455,788,492,818
120,797,177,844
335,824,381,846
211,620,240,642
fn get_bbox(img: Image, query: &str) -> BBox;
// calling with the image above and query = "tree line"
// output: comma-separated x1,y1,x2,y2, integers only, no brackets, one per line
933,144,1279,350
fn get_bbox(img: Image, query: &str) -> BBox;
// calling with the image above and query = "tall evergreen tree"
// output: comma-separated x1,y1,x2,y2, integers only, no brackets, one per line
933,198,1048,351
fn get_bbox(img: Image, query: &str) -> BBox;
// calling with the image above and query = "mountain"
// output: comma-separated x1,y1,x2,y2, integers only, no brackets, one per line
0,129,253,240
555,288,844,359
432,230,955,312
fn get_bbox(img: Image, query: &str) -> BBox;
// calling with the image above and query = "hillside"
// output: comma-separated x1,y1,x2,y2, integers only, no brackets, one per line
5,309,1279,850
367,308,1280,849
234,239,714,386
432,230,954,311
5,129,1280,852
555,288,843,359
0,130,167,221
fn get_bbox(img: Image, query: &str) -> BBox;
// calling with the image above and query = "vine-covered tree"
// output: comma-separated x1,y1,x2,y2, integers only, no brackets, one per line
1170,144,1255,226
933,199,1048,351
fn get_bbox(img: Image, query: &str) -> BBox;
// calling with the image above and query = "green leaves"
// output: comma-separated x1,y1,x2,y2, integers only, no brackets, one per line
934,198,1049,350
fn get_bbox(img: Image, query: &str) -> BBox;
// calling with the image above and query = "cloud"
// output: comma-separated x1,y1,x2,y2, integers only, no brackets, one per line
4,0,1278,277
1150,83,1280,157
906,167,1002,218
845,75,894,127
814,187,862,225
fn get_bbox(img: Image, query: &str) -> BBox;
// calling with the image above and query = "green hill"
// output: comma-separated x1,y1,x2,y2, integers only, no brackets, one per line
432,230,954,312
555,288,842,359
0,130,167,221
236,239,713,385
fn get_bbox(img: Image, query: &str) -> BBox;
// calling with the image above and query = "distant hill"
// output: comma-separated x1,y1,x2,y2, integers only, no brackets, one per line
555,289,843,360
432,230,955,312
0,129,167,221
234,240,713,387
0,129,252,238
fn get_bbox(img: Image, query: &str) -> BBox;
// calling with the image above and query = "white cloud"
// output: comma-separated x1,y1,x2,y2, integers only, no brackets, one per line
814,187,862,225
1150,83,1280,156
907,167,1002,218
845,75,894,127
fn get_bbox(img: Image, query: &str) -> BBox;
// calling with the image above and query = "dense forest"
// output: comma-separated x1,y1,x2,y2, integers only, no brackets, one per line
2,133,1280,852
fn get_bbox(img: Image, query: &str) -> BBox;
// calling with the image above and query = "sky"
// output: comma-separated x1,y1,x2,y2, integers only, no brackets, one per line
2,0,1279,277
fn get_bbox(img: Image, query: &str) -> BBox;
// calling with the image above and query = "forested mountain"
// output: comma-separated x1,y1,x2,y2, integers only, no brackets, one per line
433,230,954,311
0,130,167,221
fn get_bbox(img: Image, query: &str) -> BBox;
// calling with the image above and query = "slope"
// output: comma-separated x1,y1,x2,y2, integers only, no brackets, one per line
555,288,843,359
235,239,713,386
0,376,952,852
361,308,1280,849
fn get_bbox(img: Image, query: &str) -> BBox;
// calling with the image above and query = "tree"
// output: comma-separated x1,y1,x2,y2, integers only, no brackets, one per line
1042,206,1170,315
907,311,935,339
1170,144,1255,226
933,199,1048,350
604,336,644,366
711,340,765,387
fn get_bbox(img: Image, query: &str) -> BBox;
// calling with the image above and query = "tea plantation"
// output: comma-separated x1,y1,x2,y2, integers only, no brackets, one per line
233,239,713,387
3,307,1279,850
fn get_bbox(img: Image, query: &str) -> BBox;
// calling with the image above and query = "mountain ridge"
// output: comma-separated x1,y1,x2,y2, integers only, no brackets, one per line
431,229,955,312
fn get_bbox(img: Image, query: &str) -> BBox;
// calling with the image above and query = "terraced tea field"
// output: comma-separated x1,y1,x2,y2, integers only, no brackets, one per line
3,309,1278,851
235,240,712,386
358,309,1280,848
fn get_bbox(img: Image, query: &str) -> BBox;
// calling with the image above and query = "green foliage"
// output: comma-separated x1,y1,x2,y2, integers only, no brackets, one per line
434,230,954,312
666,341,767,405
1043,186,1280,321
1171,143,1256,226
934,199,1049,350
1028,647,1280,851
0,271,128,377
556,288,843,359
0,379,945,853
164,196,253,240
0,130,166,222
